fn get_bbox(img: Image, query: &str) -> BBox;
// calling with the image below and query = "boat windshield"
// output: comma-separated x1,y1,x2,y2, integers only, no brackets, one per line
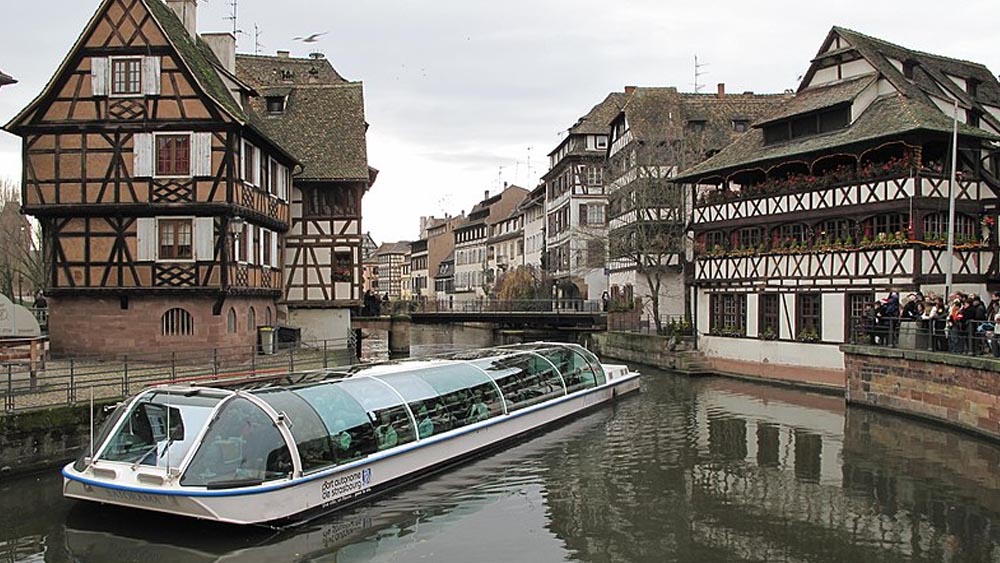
98,391,222,470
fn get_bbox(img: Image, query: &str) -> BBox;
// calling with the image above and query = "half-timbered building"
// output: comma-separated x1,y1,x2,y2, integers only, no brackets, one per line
4,0,299,355
607,85,784,321
236,50,374,344
675,27,1000,380
543,93,624,301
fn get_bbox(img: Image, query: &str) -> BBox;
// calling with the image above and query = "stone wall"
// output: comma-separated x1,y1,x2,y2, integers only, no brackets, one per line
589,331,703,372
843,344,1000,440
49,294,278,356
0,402,112,478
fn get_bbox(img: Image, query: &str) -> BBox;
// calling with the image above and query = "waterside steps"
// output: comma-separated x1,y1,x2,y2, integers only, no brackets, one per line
671,351,712,376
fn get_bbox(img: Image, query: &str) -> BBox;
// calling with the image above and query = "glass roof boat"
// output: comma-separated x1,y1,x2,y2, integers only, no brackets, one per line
62,343,640,525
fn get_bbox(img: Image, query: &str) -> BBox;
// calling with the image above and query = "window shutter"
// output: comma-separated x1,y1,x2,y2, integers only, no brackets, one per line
247,225,256,265
142,56,161,95
239,140,246,181
194,217,215,261
270,231,279,268
259,228,267,266
192,133,212,176
133,133,153,177
136,218,156,261
91,57,108,96
253,147,262,185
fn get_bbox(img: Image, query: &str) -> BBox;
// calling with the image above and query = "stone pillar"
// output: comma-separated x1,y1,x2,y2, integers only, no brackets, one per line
388,318,410,356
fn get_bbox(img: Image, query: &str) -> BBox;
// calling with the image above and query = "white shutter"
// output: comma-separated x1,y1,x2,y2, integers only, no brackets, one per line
259,228,267,267
239,139,246,181
194,217,215,261
91,57,108,96
133,133,153,177
136,218,157,261
270,231,279,268
254,147,262,185
142,56,161,95
192,133,212,176
247,225,256,265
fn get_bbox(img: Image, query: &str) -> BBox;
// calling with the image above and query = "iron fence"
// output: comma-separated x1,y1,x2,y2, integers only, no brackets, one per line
608,314,694,337
848,316,1000,357
380,299,605,316
1,338,356,414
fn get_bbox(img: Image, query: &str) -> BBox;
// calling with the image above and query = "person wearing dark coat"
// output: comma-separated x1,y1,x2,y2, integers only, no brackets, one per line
883,292,901,347
969,295,988,354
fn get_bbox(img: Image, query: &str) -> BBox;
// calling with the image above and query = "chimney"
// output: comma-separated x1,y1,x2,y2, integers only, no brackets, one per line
202,33,236,74
624,85,637,95
309,52,325,60
165,0,197,39
277,50,290,58
484,190,490,200
717,83,726,98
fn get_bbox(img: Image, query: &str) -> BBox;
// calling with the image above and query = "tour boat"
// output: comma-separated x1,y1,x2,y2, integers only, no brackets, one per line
62,343,640,525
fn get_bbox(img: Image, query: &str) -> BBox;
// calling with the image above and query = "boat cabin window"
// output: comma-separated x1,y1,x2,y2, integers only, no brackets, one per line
471,353,565,412
181,397,292,488
337,378,417,451
99,392,218,470
257,389,337,474
534,347,601,394
74,401,128,471
376,370,448,439
294,384,379,465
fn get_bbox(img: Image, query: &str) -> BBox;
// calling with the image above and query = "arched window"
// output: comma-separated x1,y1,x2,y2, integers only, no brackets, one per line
248,307,256,331
819,218,855,245
227,308,237,333
161,308,194,336
265,307,272,326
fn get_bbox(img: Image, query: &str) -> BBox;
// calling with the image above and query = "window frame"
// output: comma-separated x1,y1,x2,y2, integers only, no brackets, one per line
110,56,143,97
154,133,192,178
758,293,780,339
157,217,195,262
710,293,747,336
796,293,823,341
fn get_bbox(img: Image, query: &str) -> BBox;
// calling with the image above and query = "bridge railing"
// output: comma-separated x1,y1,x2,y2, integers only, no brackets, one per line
384,299,605,315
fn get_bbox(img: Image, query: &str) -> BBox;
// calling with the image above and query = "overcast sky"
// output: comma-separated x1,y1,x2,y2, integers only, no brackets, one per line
1,0,998,243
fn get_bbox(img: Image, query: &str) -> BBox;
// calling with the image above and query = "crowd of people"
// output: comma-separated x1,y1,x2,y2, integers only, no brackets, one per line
860,290,1000,356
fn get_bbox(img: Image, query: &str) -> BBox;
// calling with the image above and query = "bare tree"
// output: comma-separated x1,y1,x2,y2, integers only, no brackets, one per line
0,177,49,304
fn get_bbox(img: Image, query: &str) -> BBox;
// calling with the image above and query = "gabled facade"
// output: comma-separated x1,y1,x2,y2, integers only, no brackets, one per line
543,93,624,301
453,186,528,300
676,27,1000,379
487,208,524,275
410,239,429,298
607,85,785,320
236,49,374,343
4,0,296,355
374,241,410,300
425,214,464,299
520,184,546,269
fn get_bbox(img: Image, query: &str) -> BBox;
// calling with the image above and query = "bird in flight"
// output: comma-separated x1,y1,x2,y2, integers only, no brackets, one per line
293,32,328,43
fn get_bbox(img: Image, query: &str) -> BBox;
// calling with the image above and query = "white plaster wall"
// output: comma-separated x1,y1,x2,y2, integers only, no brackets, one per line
779,293,795,340
877,78,896,96
701,336,845,371
288,308,351,345
810,66,839,86
852,80,879,122
822,293,846,343
746,293,759,338
841,58,875,79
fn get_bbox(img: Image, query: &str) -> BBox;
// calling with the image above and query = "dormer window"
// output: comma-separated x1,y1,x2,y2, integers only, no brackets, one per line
968,78,980,98
902,59,918,79
733,120,750,133
266,96,286,114
688,120,706,133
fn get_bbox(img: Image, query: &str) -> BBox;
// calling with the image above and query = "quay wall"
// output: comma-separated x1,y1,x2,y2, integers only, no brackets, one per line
843,344,1000,440
589,332,704,372
0,402,112,478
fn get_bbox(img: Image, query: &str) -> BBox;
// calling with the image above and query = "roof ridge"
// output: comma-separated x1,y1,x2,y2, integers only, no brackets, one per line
833,26,990,70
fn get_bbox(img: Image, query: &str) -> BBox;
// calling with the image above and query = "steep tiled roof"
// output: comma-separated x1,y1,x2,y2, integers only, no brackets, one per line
237,54,369,182
675,27,1000,182
571,92,627,135
756,75,874,126
677,93,997,180
374,241,411,256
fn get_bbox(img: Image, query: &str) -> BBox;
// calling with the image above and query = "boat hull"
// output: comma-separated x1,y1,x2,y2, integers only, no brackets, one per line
64,369,640,525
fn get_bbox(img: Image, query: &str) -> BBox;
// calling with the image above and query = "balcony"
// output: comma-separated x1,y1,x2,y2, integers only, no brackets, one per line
693,172,994,226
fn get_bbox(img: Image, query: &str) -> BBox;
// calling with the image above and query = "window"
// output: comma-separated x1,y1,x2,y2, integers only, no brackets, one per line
705,231,727,253
688,120,706,133
111,57,142,95
710,294,747,336
776,223,809,245
227,308,237,333
158,219,193,260
819,219,854,244
796,294,822,341
587,205,606,226
243,141,256,183
923,213,975,241
303,187,359,217
738,227,765,249
587,166,604,187
595,136,608,149
733,120,749,133
260,156,270,193
759,294,779,339
266,96,286,113
763,123,790,145
156,135,190,176
334,252,352,282
265,307,272,326
237,223,249,262
846,292,873,341
269,159,279,195
867,213,906,238
161,308,194,336
262,230,274,266
248,307,256,331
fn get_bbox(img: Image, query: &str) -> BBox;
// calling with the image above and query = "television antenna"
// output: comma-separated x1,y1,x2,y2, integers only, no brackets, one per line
693,55,709,93
224,0,241,41
252,24,264,55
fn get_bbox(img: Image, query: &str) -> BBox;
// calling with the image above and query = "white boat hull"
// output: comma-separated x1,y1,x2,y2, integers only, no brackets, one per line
63,366,640,525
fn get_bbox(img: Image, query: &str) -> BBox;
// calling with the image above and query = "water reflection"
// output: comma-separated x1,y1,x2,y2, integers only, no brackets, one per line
6,363,1000,562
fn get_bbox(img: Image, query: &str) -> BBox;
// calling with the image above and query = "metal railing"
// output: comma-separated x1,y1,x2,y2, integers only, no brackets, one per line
608,314,694,337
848,316,1000,357
1,338,356,414
375,299,605,316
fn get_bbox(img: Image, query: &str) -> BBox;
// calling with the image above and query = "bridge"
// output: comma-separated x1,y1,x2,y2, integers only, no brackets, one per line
352,300,608,354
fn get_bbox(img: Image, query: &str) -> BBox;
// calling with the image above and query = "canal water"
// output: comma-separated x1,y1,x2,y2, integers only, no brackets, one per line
3,327,1000,562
